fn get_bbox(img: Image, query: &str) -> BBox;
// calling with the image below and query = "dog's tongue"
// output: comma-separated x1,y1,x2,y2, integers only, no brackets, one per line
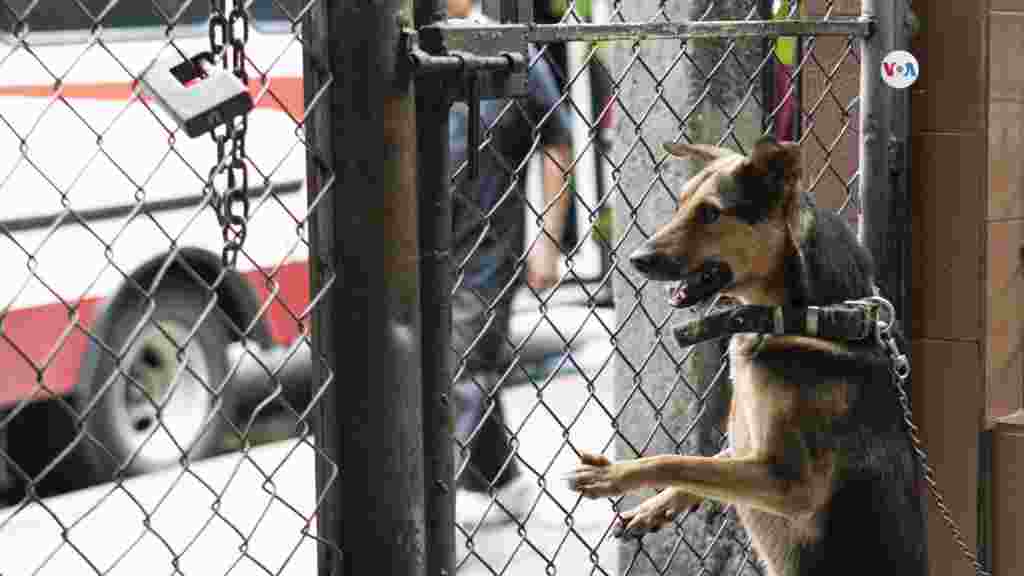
669,281,688,307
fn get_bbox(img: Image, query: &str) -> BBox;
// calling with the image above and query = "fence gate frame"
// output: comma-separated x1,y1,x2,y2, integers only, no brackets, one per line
385,0,915,574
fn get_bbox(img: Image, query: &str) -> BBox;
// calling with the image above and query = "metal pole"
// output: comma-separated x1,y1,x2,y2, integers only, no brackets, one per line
483,0,502,21
415,0,455,574
884,0,912,336
758,0,775,135
567,39,602,277
858,0,892,304
792,0,804,142
305,0,425,574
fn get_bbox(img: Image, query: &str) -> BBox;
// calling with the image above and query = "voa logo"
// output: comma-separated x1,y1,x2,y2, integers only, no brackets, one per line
881,50,919,89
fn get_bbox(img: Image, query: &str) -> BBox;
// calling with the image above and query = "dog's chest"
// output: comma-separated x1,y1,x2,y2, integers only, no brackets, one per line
726,336,839,575
726,362,826,576
725,337,796,458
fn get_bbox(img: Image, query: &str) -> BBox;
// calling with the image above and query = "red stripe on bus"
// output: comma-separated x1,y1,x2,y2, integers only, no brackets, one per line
0,260,309,408
0,77,304,118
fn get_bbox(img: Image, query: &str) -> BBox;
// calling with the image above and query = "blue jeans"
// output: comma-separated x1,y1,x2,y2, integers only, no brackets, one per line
450,239,522,493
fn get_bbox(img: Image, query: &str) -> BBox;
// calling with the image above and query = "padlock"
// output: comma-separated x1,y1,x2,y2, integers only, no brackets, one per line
137,52,253,138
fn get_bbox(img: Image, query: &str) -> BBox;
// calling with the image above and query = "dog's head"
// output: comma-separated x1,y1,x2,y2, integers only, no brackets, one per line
629,136,807,308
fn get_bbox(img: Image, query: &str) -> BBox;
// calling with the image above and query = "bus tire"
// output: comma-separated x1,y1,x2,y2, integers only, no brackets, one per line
75,273,236,482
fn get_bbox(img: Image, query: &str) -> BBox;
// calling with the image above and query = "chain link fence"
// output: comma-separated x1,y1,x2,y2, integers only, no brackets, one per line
442,0,869,574
0,1,327,573
0,0,888,574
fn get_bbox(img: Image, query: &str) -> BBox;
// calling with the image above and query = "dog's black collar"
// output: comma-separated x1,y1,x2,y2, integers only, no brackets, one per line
673,302,882,348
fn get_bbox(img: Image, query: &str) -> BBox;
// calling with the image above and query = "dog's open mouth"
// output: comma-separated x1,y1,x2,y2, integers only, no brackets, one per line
667,262,734,308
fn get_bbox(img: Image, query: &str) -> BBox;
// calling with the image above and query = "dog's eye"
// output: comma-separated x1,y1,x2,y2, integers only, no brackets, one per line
697,203,721,225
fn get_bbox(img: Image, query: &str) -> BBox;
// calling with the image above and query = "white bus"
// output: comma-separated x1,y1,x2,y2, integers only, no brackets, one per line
0,1,315,500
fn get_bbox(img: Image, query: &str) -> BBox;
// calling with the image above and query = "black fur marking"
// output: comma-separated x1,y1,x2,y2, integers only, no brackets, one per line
738,199,927,576
715,136,798,225
787,199,875,307
715,164,786,225
753,343,927,576
752,136,793,175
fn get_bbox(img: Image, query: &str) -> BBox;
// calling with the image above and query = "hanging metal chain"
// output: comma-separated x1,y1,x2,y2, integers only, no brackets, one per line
207,0,251,268
861,296,992,576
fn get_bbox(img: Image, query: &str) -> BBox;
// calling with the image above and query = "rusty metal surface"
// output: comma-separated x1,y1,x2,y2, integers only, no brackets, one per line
425,16,870,46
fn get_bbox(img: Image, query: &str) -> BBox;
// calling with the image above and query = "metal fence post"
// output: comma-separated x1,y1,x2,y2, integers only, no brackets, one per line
758,0,776,135
414,0,455,574
882,0,912,336
305,1,426,574
858,0,894,313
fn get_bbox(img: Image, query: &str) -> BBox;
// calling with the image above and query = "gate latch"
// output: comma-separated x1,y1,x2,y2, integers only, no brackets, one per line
403,22,528,177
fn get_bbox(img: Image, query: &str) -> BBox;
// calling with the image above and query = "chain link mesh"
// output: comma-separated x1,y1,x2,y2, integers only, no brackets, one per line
0,0,868,574
448,1,862,574
0,0,329,573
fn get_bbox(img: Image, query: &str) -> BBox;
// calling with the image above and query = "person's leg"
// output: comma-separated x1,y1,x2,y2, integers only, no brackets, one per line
452,367,519,493
450,240,521,493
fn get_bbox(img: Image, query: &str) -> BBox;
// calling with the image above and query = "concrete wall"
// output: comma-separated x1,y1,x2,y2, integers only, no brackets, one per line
985,2,1024,575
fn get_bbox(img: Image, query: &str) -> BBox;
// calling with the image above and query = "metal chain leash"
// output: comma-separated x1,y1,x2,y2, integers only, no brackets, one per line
858,296,992,576
207,0,251,268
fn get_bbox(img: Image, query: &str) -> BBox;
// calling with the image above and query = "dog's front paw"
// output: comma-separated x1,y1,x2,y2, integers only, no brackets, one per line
614,486,700,539
564,452,636,499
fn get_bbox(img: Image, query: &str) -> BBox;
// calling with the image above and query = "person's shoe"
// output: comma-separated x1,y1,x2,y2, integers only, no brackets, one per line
455,476,535,529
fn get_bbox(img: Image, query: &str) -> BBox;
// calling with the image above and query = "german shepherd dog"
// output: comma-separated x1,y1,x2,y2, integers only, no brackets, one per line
565,137,927,575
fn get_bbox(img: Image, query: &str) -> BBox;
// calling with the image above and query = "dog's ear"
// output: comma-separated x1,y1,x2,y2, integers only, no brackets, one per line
749,136,802,186
756,137,813,299
748,136,803,215
663,141,736,163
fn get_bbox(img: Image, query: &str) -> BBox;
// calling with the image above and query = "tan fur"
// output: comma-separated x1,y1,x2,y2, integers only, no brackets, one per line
644,145,799,307
663,141,738,162
734,334,851,358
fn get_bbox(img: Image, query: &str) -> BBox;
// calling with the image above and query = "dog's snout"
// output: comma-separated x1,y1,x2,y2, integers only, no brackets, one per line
629,245,684,280
629,245,660,274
